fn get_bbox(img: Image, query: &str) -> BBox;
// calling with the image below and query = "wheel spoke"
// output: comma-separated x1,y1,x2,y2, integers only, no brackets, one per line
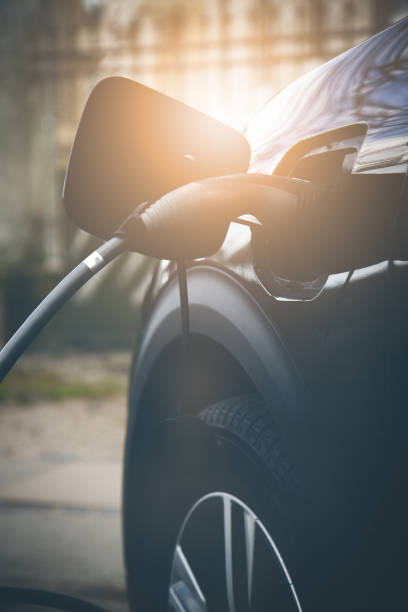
169,545,207,612
244,509,256,607
223,496,236,612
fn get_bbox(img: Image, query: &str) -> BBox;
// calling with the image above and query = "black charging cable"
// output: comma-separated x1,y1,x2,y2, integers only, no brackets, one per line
0,236,127,383
176,260,190,414
177,260,190,340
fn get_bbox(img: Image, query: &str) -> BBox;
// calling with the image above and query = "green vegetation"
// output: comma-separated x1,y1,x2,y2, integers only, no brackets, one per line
0,370,127,405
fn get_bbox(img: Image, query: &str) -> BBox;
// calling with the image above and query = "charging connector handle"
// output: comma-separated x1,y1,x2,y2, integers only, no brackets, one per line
0,236,126,383
115,174,308,260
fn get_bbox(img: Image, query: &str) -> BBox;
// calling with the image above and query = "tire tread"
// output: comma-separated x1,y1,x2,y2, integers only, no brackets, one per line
200,393,298,492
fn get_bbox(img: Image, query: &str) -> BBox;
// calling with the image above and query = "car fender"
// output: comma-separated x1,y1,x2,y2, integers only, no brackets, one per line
127,265,339,497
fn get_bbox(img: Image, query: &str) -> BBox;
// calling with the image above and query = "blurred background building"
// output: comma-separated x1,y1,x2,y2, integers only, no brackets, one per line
0,0,407,349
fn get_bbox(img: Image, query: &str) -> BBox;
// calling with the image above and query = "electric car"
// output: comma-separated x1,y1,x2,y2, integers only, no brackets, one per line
122,18,408,612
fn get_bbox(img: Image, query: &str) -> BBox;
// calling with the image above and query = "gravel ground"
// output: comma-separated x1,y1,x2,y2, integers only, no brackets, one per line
12,352,131,386
0,351,130,462
0,397,127,464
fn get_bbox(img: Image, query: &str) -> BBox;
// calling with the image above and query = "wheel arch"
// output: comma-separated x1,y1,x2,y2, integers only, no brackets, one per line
125,266,331,488
131,332,257,421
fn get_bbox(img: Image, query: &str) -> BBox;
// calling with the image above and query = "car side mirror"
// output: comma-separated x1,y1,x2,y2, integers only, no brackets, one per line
63,77,250,240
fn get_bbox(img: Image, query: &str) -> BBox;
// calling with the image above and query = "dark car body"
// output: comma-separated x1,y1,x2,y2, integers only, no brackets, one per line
125,17,408,605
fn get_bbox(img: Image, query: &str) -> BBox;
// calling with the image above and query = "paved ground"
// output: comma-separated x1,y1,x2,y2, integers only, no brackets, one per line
0,505,126,611
0,353,131,612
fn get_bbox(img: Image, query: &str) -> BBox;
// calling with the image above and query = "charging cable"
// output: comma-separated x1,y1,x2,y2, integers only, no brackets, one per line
0,236,127,383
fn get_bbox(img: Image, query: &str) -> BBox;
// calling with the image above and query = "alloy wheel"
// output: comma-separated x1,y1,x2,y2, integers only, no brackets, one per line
169,492,302,611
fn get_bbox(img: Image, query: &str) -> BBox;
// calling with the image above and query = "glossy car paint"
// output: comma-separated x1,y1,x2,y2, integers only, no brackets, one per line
246,17,408,174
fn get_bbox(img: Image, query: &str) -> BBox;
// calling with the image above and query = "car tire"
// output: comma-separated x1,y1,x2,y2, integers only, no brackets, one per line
124,394,314,611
